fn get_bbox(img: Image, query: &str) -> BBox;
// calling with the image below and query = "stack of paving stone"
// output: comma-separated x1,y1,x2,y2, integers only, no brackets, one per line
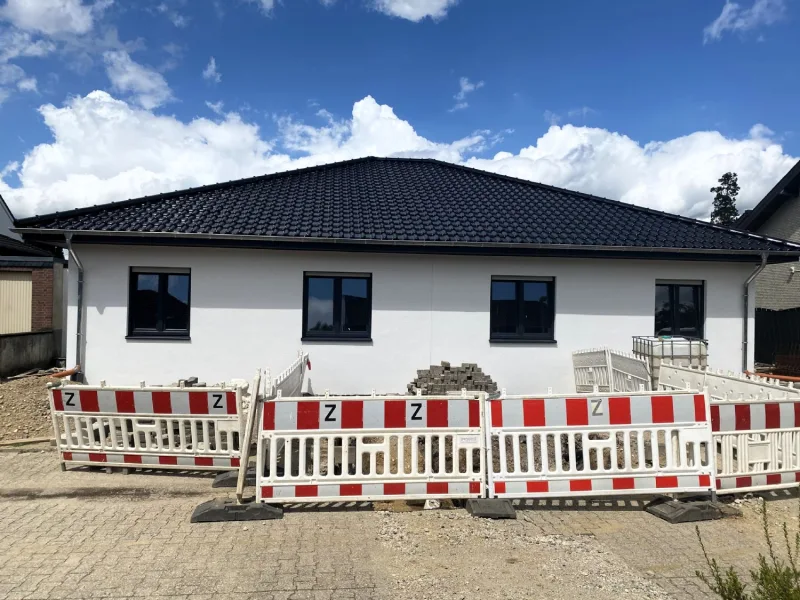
408,362,498,395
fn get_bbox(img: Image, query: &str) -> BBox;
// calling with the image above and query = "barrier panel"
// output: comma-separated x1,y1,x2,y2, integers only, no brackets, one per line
485,390,715,498
49,382,246,471
236,351,310,501
255,392,485,503
712,398,800,494
572,348,650,394
658,361,800,401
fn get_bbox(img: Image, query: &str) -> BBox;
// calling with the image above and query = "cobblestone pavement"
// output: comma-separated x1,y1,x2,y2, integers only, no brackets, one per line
0,451,796,600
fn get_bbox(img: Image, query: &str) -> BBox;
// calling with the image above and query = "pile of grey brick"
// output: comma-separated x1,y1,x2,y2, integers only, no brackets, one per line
408,362,498,394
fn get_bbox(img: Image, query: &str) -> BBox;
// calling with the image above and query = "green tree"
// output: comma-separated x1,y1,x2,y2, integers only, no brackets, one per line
710,172,741,226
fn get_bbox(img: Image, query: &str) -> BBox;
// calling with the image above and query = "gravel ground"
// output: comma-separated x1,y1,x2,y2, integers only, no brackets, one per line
0,374,57,442
374,507,672,600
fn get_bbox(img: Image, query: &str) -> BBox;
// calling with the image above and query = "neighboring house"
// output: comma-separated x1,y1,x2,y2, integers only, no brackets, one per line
736,160,800,367
15,157,800,393
0,195,66,376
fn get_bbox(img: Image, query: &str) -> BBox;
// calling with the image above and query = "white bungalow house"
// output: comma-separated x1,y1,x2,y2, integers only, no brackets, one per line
15,157,800,394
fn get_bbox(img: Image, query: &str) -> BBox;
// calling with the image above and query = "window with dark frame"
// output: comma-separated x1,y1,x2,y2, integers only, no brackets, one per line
490,278,555,341
303,273,372,340
128,269,191,338
654,282,704,338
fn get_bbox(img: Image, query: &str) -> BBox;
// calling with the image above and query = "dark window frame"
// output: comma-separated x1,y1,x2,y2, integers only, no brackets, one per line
654,281,705,338
302,273,372,341
127,269,191,339
489,278,556,343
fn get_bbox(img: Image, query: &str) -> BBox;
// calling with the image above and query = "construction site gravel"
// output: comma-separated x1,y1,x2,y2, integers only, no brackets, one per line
0,375,56,443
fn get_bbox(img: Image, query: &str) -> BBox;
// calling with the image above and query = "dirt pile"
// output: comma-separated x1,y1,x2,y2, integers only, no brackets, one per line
0,375,58,442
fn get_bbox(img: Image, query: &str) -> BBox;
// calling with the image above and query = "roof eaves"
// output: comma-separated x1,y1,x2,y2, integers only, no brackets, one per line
14,227,800,257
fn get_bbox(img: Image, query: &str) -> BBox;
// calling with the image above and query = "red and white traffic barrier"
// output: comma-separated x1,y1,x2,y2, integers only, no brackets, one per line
255,392,485,503
485,391,715,498
49,382,247,472
712,398,800,494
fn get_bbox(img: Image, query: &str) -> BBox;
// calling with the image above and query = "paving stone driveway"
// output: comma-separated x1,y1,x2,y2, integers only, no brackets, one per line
0,451,795,600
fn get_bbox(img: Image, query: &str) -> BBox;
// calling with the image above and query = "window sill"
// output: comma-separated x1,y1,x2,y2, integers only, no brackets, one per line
126,335,191,342
489,338,557,345
301,337,373,343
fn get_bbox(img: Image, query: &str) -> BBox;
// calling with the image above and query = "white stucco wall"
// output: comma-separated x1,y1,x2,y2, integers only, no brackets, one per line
66,245,755,394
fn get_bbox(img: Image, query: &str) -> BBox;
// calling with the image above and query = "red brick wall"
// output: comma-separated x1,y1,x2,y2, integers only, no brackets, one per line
31,268,53,331
1,266,53,331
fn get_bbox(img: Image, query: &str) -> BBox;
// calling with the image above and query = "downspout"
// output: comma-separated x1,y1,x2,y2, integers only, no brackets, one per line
742,252,768,373
65,234,85,382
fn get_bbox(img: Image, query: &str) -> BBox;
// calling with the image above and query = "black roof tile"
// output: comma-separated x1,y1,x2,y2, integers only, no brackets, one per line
15,157,800,258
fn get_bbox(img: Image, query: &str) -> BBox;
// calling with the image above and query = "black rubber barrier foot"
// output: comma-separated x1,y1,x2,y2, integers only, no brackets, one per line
465,498,516,519
211,468,256,488
190,498,283,523
645,498,741,524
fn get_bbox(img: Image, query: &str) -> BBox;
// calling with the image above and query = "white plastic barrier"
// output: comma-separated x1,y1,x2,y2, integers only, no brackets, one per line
485,390,714,498
255,392,485,503
572,348,651,394
712,398,800,494
658,361,800,401
275,351,310,397
49,382,247,471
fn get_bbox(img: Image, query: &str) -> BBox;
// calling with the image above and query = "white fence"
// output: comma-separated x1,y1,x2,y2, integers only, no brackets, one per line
255,391,485,503
485,390,714,498
49,382,248,471
572,348,651,394
658,361,800,401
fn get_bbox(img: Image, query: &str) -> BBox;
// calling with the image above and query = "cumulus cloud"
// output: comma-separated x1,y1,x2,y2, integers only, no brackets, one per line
155,2,188,27
465,124,795,219
103,50,173,109
449,76,483,112
202,56,221,83
0,0,110,36
704,0,786,42
372,0,459,21
0,91,796,223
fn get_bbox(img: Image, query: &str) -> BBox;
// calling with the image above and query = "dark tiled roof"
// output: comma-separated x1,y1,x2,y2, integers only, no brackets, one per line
0,233,52,257
16,157,800,257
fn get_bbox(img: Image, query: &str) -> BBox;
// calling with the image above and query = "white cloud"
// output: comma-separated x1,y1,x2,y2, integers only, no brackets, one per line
0,29,56,62
543,110,561,126
704,0,786,42
465,123,795,219
16,76,36,91
449,76,483,112
372,0,459,21
202,56,221,83
103,50,173,109
247,0,275,14
0,0,110,36
156,3,188,27
206,100,224,115
0,92,796,224
0,62,36,99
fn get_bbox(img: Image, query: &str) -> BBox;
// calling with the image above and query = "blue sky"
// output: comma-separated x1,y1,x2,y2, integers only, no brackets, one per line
0,0,797,219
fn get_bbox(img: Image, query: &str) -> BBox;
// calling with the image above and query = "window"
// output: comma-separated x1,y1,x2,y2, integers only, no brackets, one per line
654,282,704,338
128,269,191,338
490,278,555,342
303,273,371,340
